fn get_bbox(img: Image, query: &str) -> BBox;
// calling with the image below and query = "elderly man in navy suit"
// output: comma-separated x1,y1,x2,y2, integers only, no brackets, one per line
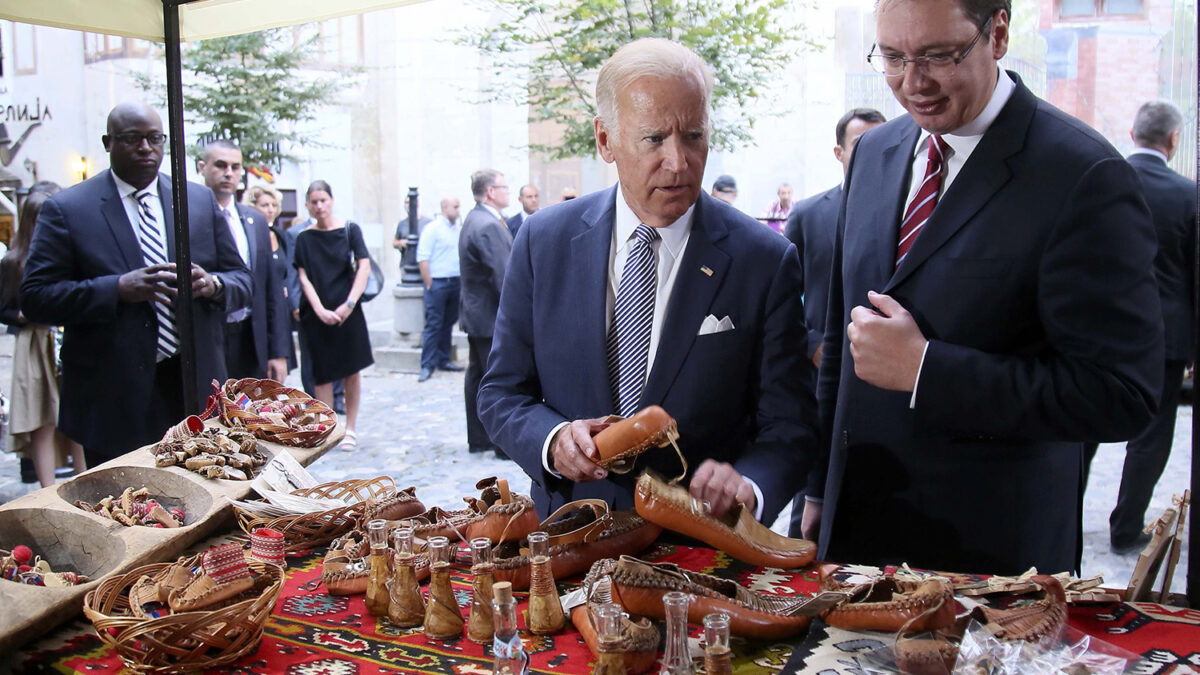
198,140,289,382
803,0,1163,575
478,38,818,521
22,103,251,467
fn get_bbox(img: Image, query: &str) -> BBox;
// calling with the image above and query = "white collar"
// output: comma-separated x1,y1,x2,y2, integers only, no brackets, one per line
1129,147,1169,163
614,183,693,257
914,67,1015,159
112,172,159,200
480,203,503,221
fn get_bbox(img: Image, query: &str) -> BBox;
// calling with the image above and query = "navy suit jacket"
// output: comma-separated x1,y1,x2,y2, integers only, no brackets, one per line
22,171,251,452
507,212,525,238
478,187,818,520
816,75,1163,575
229,202,290,370
784,184,841,360
458,204,512,337
1127,152,1196,362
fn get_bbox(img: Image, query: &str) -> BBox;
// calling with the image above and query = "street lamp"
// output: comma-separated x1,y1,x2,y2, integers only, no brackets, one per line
400,186,422,285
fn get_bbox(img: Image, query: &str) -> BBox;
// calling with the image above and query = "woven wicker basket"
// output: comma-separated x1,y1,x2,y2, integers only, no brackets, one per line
211,378,336,447
82,553,283,674
233,476,400,551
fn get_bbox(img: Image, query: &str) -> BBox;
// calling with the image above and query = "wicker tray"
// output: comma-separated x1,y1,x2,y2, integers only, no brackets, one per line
233,476,401,551
211,378,336,447
82,553,283,674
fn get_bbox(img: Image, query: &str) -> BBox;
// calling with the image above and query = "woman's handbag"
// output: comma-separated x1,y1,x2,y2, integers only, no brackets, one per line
345,222,384,302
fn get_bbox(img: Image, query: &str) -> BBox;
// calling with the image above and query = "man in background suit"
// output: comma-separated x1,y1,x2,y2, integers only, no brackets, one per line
459,169,513,456
507,184,539,238
784,107,885,537
1105,101,1197,554
198,140,289,382
22,102,251,467
803,0,1163,575
478,38,818,520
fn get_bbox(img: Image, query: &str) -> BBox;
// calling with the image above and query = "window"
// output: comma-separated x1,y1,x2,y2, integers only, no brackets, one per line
13,23,36,74
83,33,151,63
1058,0,1144,19
294,16,363,67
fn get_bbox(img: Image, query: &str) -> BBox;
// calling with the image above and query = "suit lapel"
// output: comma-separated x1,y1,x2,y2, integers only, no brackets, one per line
886,80,1035,291
238,205,259,269
571,187,618,410
101,171,148,271
159,175,177,261
642,195,730,406
873,124,921,285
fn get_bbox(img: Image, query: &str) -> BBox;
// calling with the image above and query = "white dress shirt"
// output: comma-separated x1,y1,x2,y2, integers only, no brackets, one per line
907,67,1016,408
112,173,166,255
219,200,252,267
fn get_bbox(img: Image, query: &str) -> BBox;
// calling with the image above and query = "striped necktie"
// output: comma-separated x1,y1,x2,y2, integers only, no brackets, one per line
134,190,180,360
607,224,661,417
896,135,950,267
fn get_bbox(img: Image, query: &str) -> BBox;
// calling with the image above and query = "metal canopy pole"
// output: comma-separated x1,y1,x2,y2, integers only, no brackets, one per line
1189,109,1198,608
163,0,200,413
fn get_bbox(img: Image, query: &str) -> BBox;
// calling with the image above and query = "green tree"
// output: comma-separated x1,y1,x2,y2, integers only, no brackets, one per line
134,29,356,171
460,0,817,160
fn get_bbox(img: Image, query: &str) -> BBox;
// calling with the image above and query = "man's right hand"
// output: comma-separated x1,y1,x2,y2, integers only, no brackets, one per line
118,263,177,305
549,417,612,482
800,500,822,541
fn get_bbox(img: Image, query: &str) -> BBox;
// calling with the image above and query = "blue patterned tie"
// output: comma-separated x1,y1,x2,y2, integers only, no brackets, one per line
607,224,661,417
135,190,179,360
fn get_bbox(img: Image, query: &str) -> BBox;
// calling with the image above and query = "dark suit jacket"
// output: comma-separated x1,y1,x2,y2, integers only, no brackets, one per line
458,204,512,337
230,202,290,370
507,212,526,238
22,171,251,452
1127,152,1196,362
784,185,841,360
816,75,1163,575
478,187,818,520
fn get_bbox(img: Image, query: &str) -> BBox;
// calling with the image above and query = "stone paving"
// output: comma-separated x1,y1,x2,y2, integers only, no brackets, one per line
0,308,1191,595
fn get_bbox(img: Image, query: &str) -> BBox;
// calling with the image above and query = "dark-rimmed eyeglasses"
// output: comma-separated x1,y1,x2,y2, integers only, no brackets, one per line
112,132,168,147
867,16,993,79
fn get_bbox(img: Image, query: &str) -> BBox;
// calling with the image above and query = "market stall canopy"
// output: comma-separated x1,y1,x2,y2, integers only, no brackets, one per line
0,0,425,42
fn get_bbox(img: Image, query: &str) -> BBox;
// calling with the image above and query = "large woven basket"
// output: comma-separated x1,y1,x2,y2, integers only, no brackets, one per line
233,476,401,551
82,553,283,674
211,378,336,447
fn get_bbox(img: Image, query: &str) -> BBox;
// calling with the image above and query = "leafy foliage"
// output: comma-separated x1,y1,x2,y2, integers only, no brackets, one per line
459,0,818,160
134,29,357,170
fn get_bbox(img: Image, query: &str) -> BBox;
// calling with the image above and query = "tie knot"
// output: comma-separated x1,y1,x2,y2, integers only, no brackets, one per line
928,135,950,162
136,189,154,206
633,224,660,246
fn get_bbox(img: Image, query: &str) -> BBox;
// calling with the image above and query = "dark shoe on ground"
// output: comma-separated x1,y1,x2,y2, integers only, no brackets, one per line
1111,531,1152,555
20,457,36,484
493,447,511,461
468,445,491,454
437,362,464,372
418,368,434,383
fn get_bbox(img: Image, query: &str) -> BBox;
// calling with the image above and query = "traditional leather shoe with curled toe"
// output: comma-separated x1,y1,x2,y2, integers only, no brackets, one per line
572,563,661,675
634,472,816,569
407,477,538,543
592,406,680,474
322,531,430,596
818,564,957,634
603,556,837,640
360,486,426,523
492,500,661,590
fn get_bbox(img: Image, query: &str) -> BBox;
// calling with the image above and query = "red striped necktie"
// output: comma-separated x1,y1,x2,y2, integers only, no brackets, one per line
896,134,950,267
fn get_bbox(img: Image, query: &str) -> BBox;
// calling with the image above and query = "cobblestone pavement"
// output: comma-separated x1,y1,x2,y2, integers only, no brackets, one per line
0,330,1191,594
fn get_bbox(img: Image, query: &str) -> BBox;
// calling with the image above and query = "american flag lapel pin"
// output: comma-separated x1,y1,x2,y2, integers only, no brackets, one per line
700,265,713,277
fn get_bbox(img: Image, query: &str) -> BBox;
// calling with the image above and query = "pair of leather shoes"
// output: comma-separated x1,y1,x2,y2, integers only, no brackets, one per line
437,362,464,372
418,368,434,382
1111,531,1151,555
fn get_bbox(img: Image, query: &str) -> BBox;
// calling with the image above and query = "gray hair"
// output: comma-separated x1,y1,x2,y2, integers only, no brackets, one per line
1132,100,1183,148
471,169,502,201
595,38,714,140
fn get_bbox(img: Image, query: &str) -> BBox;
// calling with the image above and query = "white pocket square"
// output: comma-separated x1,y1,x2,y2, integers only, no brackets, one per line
698,314,735,335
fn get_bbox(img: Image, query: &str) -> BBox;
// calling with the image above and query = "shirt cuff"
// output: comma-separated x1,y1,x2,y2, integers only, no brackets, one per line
909,340,930,409
541,421,569,478
745,477,765,521
804,495,824,505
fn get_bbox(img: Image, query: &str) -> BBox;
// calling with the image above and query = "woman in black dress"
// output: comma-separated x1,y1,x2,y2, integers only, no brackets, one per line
243,185,298,372
293,181,374,450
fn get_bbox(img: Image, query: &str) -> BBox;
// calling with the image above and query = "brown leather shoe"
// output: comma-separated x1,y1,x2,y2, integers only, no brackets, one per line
634,472,816,569
360,486,426,522
592,406,679,473
321,531,430,596
492,500,661,590
406,478,538,544
818,564,957,633
601,556,837,640
571,600,660,674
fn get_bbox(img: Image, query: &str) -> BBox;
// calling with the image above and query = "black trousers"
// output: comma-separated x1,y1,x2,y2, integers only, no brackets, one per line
224,317,263,380
465,336,494,451
1109,359,1186,546
85,355,183,467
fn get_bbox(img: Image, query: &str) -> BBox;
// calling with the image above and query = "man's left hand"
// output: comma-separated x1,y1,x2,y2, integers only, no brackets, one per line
689,459,756,519
266,358,287,383
190,264,216,298
847,291,926,391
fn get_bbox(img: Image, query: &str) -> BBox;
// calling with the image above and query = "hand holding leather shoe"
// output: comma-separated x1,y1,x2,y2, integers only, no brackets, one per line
550,417,612,482
689,459,756,518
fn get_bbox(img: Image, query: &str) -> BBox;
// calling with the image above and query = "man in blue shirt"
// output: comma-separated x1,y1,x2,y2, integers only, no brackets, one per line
417,196,464,382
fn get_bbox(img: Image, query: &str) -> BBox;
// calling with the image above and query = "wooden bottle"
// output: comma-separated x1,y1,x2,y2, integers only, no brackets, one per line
591,602,627,675
423,536,464,640
386,526,424,628
467,537,496,643
526,531,565,634
364,519,390,617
